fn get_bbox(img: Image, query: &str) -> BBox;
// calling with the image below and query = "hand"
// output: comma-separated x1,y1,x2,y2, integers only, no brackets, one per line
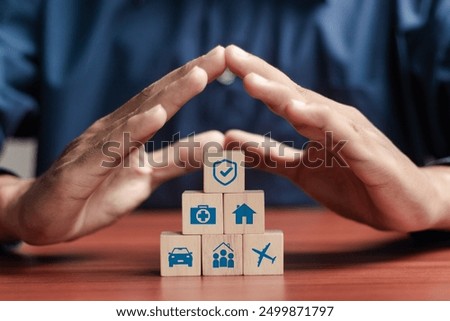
0,46,226,245
224,45,450,232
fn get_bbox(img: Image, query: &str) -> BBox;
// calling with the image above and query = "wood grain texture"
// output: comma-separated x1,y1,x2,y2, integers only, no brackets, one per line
2,209,450,300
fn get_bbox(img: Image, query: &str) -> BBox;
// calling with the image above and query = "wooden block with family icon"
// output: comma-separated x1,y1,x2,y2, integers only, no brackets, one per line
160,150,284,276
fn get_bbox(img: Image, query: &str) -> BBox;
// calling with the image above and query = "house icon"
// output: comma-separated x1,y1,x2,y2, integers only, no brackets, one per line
232,203,256,224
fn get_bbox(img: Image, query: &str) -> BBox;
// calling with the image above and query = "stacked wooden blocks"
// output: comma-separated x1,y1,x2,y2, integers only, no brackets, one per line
160,150,284,276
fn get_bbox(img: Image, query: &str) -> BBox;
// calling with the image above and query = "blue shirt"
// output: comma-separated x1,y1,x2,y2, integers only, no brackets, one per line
1,0,449,207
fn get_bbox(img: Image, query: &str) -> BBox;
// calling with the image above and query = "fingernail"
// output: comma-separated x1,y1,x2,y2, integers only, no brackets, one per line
187,65,201,76
145,104,167,120
146,104,163,115
205,46,221,57
232,46,249,58
249,73,269,84
290,99,306,110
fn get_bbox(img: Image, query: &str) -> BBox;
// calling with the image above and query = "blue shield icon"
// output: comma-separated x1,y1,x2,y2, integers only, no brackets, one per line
213,159,237,186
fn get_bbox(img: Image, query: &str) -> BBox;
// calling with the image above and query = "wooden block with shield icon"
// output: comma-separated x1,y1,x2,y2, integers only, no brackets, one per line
203,150,245,193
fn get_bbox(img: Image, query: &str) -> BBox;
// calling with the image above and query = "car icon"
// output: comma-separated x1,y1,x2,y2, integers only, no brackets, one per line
168,247,193,267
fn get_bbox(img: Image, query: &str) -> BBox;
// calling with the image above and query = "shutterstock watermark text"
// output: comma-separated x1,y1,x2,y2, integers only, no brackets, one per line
101,132,348,169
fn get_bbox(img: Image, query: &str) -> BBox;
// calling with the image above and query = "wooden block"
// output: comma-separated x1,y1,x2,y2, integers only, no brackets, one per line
202,234,243,276
224,191,265,234
160,232,201,276
243,230,284,275
182,191,223,235
203,150,245,193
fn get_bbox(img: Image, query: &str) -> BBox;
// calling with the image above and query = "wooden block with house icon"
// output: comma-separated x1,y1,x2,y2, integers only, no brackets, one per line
182,191,223,235
203,150,245,193
223,191,265,234
201,234,243,276
160,232,201,276
243,230,284,275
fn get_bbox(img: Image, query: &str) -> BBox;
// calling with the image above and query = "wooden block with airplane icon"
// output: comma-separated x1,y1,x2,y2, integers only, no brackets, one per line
201,234,243,276
160,232,201,276
223,191,265,234
182,191,223,235
243,230,284,275
203,150,245,193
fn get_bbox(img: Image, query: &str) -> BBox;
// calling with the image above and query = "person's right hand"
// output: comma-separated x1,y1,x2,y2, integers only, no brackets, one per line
0,46,226,245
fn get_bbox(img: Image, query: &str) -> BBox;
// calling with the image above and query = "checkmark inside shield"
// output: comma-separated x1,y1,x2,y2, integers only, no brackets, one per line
220,167,233,177
213,159,238,186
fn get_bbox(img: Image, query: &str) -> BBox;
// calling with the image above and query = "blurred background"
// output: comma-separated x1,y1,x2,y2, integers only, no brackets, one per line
0,139,36,178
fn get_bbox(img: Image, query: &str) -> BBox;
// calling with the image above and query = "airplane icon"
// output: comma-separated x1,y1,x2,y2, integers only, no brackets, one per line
252,243,276,267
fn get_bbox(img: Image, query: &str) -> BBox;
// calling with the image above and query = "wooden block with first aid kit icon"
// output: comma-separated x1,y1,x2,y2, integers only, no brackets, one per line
182,191,223,235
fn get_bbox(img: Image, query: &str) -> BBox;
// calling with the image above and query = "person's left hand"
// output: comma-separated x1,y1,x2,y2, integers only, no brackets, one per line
223,45,450,232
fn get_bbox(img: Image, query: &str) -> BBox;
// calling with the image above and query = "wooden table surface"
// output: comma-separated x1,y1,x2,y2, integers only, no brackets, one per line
1,208,450,301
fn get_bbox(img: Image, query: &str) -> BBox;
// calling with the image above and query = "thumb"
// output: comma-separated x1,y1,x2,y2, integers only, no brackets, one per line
224,129,304,179
150,131,225,189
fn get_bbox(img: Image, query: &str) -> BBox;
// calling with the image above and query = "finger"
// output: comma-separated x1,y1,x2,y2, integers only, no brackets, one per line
243,72,393,163
225,45,297,90
74,65,207,178
226,45,334,105
97,46,226,126
243,72,304,115
284,100,413,187
150,130,225,189
243,72,363,144
60,66,210,187
242,72,327,140
79,146,154,235
239,72,382,169
224,129,303,179
141,45,226,97
57,104,167,187
139,65,208,120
